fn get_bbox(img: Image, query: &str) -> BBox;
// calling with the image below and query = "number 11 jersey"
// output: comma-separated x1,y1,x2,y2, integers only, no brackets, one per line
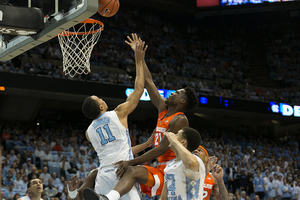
87,110,133,168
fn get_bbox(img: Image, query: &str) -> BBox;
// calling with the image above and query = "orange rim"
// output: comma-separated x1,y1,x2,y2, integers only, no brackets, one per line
58,18,104,36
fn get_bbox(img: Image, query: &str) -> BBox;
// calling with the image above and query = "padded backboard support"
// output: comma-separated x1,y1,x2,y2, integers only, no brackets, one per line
0,0,98,61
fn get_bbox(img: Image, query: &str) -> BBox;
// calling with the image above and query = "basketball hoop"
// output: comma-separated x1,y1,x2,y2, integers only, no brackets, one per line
58,18,104,77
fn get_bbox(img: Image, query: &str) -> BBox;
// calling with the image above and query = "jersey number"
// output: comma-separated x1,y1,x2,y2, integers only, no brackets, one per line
203,191,208,198
166,174,176,195
154,132,162,146
96,124,115,145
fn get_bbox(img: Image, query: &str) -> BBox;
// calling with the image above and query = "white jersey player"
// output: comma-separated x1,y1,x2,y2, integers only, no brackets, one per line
18,179,43,200
164,154,205,199
160,128,214,200
81,42,148,200
87,110,134,168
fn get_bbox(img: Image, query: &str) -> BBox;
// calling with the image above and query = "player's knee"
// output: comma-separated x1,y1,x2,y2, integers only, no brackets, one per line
125,166,149,184
125,166,137,176
125,166,142,178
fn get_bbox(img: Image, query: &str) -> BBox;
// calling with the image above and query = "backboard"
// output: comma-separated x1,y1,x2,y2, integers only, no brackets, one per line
0,0,98,61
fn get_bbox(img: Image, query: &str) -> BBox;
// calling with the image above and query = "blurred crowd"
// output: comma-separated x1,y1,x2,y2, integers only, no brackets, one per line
265,21,300,88
1,5,299,105
1,119,300,200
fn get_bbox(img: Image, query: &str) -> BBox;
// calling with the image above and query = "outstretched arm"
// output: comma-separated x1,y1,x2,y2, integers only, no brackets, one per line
115,41,147,123
164,132,199,171
126,33,166,113
131,129,155,155
115,116,188,178
211,174,221,200
212,165,229,200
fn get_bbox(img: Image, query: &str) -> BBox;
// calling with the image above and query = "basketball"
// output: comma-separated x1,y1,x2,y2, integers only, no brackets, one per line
98,0,119,17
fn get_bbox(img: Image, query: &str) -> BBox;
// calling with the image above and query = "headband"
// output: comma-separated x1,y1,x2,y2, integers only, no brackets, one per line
199,146,209,157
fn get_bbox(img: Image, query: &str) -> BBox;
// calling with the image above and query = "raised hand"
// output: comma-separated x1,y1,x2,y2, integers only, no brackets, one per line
135,41,148,62
125,33,141,52
212,164,224,182
163,132,178,149
68,175,80,191
205,156,218,175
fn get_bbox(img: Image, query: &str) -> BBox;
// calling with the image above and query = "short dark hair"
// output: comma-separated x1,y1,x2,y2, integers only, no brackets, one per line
82,96,100,119
27,179,32,189
27,178,42,189
183,87,198,111
181,127,201,152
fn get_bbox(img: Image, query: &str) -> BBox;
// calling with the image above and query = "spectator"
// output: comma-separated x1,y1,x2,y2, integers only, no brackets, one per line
86,158,97,171
59,156,71,178
61,187,68,200
79,141,89,156
253,171,265,200
239,169,248,192
268,176,277,200
281,177,292,200
51,172,61,189
62,140,70,152
13,173,23,190
26,139,35,154
42,147,53,166
234,167,242,193
24,158,32,171
68,157,78,174
77,166,87,181
12,193,19,200
52,139,63,152
44,179,60,199
226,162,236,193
9,150,17,164
40,166,51,187
53,151,63,162
76,158,86,170
34,145,45,169
295,181,300,200
241,191,246,200
27,166,39,180
79,150,88,162
58,179,68,194
4,183,15,200
19,176,28,191
247,171,255,198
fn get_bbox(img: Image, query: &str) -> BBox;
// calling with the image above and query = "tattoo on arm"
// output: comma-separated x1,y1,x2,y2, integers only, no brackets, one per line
217,180,229,200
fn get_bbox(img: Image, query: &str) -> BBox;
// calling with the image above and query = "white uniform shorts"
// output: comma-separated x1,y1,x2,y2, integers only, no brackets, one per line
94,165,141,200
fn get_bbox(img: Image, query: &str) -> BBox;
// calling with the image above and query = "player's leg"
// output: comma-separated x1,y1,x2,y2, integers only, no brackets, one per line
84,166,151,200
112,166,150,197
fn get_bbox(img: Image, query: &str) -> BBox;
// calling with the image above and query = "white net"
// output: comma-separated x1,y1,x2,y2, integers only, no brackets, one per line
58,19,103,77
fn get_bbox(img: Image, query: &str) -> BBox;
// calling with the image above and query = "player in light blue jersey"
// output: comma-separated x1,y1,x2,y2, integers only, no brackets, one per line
161,128,205,200
80,41,147,200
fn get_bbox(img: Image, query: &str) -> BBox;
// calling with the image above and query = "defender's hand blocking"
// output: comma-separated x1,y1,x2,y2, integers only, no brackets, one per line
68,175,80,191
135,41,148,62
115,160,131,179
125,33,141,52
205,156,218,175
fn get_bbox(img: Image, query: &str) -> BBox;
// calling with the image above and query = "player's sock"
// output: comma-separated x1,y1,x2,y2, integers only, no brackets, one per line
106,190,120,200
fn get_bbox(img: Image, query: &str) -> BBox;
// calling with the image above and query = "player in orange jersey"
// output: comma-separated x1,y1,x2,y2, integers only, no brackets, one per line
194,146,221,200
83,34,199,200
194,146,230,200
